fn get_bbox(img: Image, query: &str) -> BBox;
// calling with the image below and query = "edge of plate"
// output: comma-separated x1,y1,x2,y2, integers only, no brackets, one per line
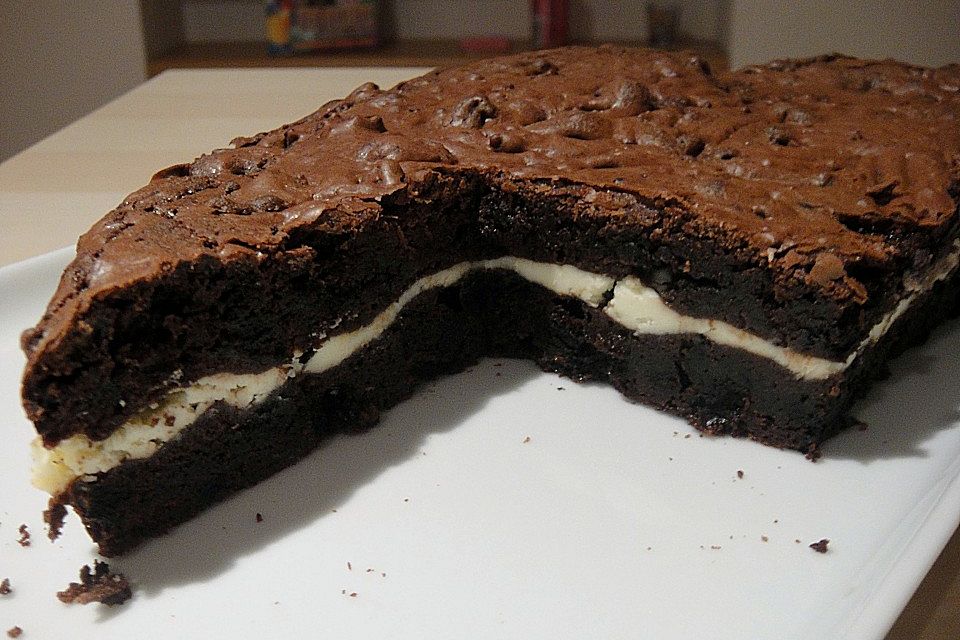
837,450,960,638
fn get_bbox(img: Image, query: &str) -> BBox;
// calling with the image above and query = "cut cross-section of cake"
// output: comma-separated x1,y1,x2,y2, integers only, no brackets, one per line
20,46,960,556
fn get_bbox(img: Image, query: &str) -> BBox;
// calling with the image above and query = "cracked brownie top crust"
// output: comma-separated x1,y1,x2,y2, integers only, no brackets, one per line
21,46,960,447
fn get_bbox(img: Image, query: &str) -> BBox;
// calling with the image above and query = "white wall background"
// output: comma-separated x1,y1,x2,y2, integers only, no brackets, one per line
0,1,147,162
728,0,960,68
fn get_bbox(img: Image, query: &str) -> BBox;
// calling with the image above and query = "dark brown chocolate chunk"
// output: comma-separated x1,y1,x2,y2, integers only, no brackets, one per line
0,578,11,595
56,561,132,606
809,538,830,553
16,525,29,547
6,627,21,638
44,500,67,541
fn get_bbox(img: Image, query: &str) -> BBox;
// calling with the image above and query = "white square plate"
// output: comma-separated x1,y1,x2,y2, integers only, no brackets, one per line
1,248,958,639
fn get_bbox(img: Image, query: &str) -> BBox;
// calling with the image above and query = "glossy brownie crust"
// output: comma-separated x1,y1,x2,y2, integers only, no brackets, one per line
22,47,960,446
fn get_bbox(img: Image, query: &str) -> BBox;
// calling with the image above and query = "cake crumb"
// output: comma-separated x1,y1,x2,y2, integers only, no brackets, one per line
522,436,531,443
761,535,769,542
16,525,30,547
6,627,22,638
736,469,744,479
255,513,263,523
347,562,352,571
809,538,830,553
349,592,357,598
44,500,68,541
0,578,10,595
57,561,132,606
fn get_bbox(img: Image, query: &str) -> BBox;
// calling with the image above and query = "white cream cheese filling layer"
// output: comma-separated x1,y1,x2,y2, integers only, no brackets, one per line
32,248,960,494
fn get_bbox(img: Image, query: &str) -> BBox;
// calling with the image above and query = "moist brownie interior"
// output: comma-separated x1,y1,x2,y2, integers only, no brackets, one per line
20,46,960,555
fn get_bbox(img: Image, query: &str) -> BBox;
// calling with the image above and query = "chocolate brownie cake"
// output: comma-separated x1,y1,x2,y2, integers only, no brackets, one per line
20,47,960,555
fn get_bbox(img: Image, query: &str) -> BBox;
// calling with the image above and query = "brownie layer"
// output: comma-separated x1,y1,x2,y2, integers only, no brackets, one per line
22,48,960,448
63,272,523,556
59,265,960,556
23,172,960,447
43,241,960,497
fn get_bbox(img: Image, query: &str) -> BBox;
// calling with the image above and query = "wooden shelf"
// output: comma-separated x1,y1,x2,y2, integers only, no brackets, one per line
147,38,727,77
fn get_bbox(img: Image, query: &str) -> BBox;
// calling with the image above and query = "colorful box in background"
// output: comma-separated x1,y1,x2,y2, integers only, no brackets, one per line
266,1,380,54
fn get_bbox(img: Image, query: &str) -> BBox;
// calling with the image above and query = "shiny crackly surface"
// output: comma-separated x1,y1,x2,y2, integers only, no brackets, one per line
24,46,960,381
